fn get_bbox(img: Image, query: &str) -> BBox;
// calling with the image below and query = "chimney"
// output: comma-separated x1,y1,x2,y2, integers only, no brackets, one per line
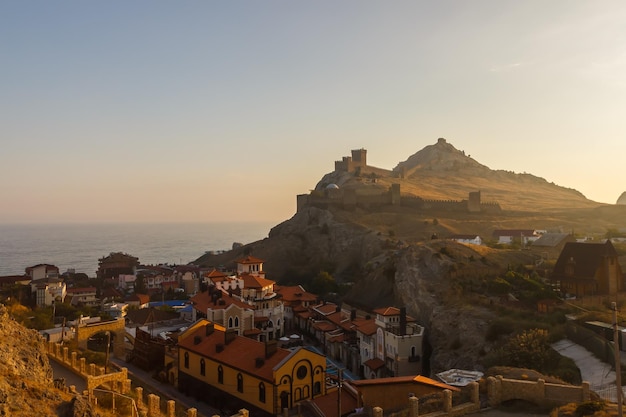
265,339,278,359
224,328,237,345
205,323,215,336
399,307,407,336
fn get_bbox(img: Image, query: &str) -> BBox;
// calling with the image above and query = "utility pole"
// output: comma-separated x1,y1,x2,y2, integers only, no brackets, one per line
105,331,111,374
337,368,343,417
613,302,623,417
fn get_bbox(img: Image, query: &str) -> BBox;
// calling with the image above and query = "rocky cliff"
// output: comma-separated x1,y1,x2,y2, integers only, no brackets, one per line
195,138,626,375
0,305,97,417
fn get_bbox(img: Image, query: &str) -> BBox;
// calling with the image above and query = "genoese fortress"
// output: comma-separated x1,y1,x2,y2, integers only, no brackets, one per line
297,147,501,214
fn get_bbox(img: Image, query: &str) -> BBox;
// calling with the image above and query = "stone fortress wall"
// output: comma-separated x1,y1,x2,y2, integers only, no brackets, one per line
298,149,501,214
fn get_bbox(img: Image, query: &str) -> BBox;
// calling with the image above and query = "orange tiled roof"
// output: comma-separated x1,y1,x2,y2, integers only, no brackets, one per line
311,386,358,417
240,273,275,289
236,255,265,265
313,303,339,315
312,321,337,332
354,319,378,336
204,269,229,279
373,307,400,316
190,291,252,313
363,357,385,371
351,375,460,392
275,285,318,302
179,322,293,382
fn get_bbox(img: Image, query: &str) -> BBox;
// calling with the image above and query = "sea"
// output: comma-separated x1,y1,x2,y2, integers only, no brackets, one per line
0,222,277,277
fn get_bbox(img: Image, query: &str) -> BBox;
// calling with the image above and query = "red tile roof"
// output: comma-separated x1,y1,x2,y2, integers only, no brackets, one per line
311,387,358,417
351,375,460,392
363,357,385,371
190,291,252,313
179,322,293,382
236,256,265,265
354,319,378,336
274,285,318,302
373,307,400,316
312,321,337,332
240,273,275,289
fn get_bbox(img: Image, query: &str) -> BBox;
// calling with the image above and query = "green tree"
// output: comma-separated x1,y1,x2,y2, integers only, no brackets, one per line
310,271,337,295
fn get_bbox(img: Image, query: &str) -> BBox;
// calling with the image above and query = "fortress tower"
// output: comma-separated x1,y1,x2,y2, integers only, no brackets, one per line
335,148,367,173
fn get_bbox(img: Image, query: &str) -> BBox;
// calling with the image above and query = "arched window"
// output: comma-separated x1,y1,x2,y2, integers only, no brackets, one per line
184,352,189,368
237,373,244,393
411,346,417,358
234,316,239,327
218,366,223,384
228,317,233,328
277,319,281,327
200,359,205,376
303,385,310,399
259,382,266,403
314,381,321,395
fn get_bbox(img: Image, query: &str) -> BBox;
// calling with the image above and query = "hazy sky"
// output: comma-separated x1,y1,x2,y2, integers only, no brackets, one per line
2,1,625,224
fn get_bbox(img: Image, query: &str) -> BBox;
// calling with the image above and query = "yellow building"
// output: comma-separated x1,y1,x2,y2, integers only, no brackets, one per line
178,319,327,416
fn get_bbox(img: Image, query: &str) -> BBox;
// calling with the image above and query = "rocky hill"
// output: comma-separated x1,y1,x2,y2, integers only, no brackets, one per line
0,305,97,417
194,138,626,375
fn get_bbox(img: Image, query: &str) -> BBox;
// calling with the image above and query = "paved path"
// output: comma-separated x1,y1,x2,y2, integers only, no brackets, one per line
111,357,223,417
551,338,621,402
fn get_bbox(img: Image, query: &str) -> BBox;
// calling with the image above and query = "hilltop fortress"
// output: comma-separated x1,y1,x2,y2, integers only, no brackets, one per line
297,143,501,214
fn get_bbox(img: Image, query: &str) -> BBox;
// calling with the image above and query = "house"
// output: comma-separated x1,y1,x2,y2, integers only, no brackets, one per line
530,233,576,256
30,277,66,307
118,274,136,291
492,229,539,245
26,264,59,280
449,234,482,245
126,293,151,309
177,319,327,416
373,307,424,377
190,288,257,338
66,286,98,307
551,240,624,298
350,375,459,411
97,252,139,279
274,285,318,332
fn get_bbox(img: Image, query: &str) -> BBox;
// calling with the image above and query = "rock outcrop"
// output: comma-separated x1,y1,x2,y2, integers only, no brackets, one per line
0,305,98,417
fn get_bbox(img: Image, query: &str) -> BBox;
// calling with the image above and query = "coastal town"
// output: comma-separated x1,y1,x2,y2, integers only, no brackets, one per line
2,227,626,416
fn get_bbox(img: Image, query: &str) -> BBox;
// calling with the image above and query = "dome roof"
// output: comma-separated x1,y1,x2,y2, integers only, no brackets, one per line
326,183,339,190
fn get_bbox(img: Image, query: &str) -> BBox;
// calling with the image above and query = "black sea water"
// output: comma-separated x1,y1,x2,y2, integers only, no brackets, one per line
0,222,275,276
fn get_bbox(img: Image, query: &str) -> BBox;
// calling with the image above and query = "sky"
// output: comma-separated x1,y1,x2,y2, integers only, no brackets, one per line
1,1,625,224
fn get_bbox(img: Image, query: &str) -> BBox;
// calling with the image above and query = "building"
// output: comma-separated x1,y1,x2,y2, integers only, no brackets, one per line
275,285,318,332
448,234,482,246
349,375,459,411
492,229,540,245
177,319,327,416
190,288,257,338
31,277,66,307
551,240,625,298
374,307,424,377
66,286,98,307
97,252,139,279
26,264,59,280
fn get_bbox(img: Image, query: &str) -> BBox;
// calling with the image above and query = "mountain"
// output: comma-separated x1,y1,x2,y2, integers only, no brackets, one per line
194,138,626,374
317,138,597,211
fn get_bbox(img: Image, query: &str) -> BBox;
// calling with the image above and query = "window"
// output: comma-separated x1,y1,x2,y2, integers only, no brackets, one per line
184,352,189,368
314,381,321,395
259,382,266,403
237,373,244,393
200,359,205,376
234,316,239,327
411,346,416,357
228,317,233,328
218,366,223,384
